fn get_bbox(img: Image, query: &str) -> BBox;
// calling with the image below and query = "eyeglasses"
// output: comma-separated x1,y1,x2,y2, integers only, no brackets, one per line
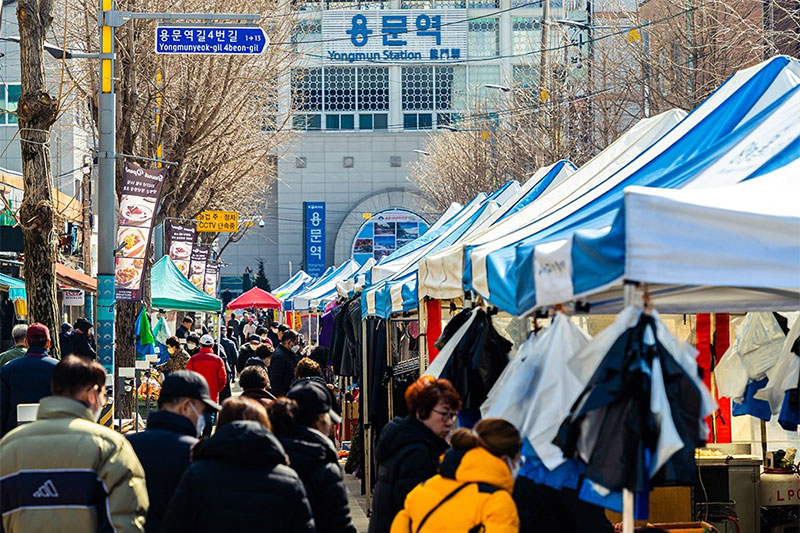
431,408,458,421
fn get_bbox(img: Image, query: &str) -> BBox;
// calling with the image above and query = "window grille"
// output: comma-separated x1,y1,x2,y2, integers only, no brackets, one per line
468,18,499,58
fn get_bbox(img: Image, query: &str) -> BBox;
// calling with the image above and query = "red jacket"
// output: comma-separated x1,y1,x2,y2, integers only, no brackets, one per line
186,347,227,402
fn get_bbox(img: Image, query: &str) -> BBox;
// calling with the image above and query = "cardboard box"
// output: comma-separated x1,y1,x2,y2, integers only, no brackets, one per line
648,521,715,533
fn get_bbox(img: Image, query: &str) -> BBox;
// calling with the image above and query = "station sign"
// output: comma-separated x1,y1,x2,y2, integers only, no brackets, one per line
156,25,268,55
322,10,467,64
197,211,239,232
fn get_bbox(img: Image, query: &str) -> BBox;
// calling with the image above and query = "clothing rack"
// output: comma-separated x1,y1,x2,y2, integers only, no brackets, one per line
393,357,420,377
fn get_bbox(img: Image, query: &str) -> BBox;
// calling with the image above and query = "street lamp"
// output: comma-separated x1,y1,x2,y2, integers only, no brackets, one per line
413,149,430,156
437,125,459,132
0,37,99,59
484,84,511,92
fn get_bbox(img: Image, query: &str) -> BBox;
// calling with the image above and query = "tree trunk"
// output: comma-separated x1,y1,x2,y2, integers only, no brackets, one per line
16,0,61,357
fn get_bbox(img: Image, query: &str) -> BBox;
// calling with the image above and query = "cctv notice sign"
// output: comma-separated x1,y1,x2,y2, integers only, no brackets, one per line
197,211,239,232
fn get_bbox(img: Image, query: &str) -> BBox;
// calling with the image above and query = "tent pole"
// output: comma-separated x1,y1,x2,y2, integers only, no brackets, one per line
316,312,320,345
362,319,371,513
418,298,428,374
386,318,394,421
622,282,636,533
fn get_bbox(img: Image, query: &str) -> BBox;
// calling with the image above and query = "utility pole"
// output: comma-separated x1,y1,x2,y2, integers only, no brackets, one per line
540,0,550,91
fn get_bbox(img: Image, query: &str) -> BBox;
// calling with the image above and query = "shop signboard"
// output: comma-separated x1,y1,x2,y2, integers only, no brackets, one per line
166,221,196,279
189,245,211,290
304,202,326,277
114,162,166,300
322,10,467,64
63,289,85,307
351,209,429,265
204,262,220,298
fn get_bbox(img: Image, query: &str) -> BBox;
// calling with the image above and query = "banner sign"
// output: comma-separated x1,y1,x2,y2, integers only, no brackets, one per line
204,262,220,298
115,162,166,300
322,10,467,64
166,221,196,278
63,289,85,307
304,202,326,277
189,245,211,290
197,210,239,232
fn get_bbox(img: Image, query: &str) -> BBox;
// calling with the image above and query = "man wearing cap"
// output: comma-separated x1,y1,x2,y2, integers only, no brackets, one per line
0,324,27,366
71,317,97,360
127,370,221,533
236,334,262,375
185,335,226,436
0,323,59,436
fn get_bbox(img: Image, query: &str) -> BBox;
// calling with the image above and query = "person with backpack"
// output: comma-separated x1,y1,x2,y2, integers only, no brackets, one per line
368,375,461,533
391,418,521,533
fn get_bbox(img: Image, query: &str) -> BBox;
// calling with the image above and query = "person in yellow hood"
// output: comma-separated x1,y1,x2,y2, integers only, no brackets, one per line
391,418,522,533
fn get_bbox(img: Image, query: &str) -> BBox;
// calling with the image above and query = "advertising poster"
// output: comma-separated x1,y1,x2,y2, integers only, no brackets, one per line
166,221,196,278
204,262,220,298
115,162,166,300
189,245,210,290
351,209,429,265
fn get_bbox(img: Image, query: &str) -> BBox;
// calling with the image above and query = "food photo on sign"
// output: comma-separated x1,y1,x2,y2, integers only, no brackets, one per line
114,162,166,300
166,221,196,279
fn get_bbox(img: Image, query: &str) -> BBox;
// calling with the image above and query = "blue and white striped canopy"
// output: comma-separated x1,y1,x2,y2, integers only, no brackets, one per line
273,270,313,300
290,259,361,311
466,55,800,315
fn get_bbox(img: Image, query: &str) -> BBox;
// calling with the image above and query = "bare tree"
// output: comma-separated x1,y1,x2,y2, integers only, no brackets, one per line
16,0,62,356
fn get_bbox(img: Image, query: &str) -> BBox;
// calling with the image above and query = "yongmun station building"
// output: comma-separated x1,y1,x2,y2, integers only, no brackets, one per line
220,0,589,292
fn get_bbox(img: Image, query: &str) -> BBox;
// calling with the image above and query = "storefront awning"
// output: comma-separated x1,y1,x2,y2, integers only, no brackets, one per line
56,263,97,293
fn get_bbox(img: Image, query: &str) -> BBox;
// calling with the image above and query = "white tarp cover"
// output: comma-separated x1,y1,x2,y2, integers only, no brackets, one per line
291,259,361,311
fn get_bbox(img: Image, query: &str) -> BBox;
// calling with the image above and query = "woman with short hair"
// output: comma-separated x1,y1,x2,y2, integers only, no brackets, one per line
368,375,462,533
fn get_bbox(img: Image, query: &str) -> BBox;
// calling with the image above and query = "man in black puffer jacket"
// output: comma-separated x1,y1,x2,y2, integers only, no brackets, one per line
127,371,219,532
162,418,315,533
270,379,356,533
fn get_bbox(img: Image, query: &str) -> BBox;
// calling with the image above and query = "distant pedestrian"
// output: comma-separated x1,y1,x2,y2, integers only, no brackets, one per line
244,342,274,372
127,370,221,533
162,396,315,533
222,325,239,355
0,324,27,366
391,418,521,533
70,317,97,360
58,323,73,357
159,336,190,374
295,357,322,380
176,316,194,340
0,355,148,532
270,380,356,533
271,329,301,397
185,334,200,356
0,323,59,436
239,365,276,409
267,321,281,347
236,335,262,374
368,375,461,533
185,335,226,436
243,317,257,340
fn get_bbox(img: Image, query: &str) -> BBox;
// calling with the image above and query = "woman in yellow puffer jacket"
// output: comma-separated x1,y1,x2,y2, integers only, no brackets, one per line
391,418,522,533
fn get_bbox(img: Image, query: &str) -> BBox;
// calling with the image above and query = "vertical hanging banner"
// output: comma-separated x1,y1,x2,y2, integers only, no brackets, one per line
166,221,196,278
204,262,220,298
304,202,326,277
115,162,166,300
189,245,210,290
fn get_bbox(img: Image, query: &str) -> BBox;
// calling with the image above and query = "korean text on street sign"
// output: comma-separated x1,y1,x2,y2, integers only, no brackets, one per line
197,211,239,232
155,26,268,55
304,202,326,277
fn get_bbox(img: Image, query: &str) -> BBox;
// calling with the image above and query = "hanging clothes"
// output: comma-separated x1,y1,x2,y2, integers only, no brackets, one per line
755,314,800,421
556,310,715,494
319,310,335,349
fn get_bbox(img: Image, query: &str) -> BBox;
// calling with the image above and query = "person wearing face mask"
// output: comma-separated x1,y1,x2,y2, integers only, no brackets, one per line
237,335,262,375
391,418,521,533
368,375,461,533
159,336,190,375
270,329,301,397
186,335,227,436
127,370,221,533
185,334,200,356
0,355,149,532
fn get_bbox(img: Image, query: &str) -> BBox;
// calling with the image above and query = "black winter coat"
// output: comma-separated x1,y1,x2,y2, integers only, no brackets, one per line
0,349,59,436
367,416,449,533
236,343,258,374
279,426,356,533
126,410,198,533
70,330,97,360
161,420,315,533
270,345,297,397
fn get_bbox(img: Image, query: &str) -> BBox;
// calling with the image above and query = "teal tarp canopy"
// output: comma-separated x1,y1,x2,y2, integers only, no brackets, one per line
151,256,222,312
0,273,26,300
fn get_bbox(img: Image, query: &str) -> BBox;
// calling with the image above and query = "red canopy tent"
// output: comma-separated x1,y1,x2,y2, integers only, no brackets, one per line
226,287,282,310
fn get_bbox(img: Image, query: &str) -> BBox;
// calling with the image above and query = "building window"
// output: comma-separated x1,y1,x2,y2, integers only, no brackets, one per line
468,65,502,108
357,67,389,111
468,18,499,58
512,17,541,55
292,68,323,112
1,84,21,125
402,66,467,129
401,0,465,7
326,68,356,111
468,0,498,7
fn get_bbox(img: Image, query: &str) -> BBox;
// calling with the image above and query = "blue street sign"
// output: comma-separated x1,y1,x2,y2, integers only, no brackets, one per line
155,26,267,55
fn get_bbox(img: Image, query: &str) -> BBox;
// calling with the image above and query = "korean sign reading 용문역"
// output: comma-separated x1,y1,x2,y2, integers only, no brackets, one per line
304,202,326,277
322,10,467,64
115,162,166,301
197,211,239,232
155,26,268,55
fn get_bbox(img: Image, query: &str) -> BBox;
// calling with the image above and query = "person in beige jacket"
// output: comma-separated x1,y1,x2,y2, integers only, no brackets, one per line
0,355,148,532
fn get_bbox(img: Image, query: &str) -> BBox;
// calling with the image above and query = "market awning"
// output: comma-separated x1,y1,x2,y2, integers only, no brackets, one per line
56,263,97,293
151,256,223,312
0,272,26,300
227,287,282,310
